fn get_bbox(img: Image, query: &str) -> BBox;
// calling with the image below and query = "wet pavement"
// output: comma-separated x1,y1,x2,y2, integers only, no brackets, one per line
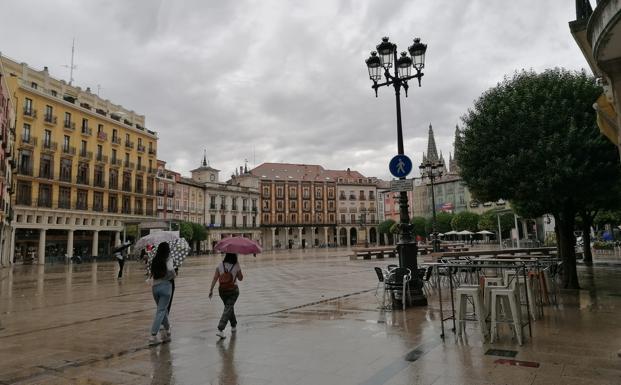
0,249,620,384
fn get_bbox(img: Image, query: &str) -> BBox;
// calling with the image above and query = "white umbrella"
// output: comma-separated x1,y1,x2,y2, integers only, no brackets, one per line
444,230,458,235
135,231,179,251
476,230,494,235
457,230,474,235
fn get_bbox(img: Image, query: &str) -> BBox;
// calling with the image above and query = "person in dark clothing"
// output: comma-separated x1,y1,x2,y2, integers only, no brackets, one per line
115,249,125,279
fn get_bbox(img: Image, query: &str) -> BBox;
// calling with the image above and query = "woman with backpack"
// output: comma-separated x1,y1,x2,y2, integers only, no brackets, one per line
148,242,176,345
209,253,243,339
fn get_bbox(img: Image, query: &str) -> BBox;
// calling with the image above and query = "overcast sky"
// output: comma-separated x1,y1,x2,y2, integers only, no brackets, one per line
0,0,588,180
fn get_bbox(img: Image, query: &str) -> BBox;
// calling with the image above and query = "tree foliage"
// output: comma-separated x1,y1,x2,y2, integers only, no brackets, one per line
451,211,480,232
410,216,428,237
191,223,207,242
429,212,454,234
456,68,621,288
179,222,194,243
378,219,396,234
477,210,514,237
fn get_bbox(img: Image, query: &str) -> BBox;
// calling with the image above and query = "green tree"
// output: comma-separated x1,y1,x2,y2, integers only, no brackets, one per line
191,223,207,252
456,68,621,288
435,212,454,234
477,209,514,238
451,211,480,232
179,222,194,243
378,219,396,234
411,216,428,237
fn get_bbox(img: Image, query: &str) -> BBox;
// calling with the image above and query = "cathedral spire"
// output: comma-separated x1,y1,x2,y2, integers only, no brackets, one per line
202,149,208,167
426,123,439,163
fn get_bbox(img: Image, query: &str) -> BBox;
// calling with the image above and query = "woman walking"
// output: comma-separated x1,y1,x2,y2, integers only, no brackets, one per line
148,242,175,345
209,253,243,339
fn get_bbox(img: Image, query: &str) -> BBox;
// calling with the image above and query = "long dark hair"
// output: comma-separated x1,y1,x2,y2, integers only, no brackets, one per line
223,253,238,266
151,242,170,279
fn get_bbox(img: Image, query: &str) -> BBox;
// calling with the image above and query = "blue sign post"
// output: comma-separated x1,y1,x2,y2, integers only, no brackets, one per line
389,155,412,178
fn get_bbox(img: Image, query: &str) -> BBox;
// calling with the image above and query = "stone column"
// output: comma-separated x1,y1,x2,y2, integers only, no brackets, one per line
310,227,315,247
92,230,99,257
271,227,276,249
298,227,303,248
324,227,329,245
346,228,351,247
284,227,289,249
38,229,46,265
9,226,16,265
67,230,74,260
115,231,121,246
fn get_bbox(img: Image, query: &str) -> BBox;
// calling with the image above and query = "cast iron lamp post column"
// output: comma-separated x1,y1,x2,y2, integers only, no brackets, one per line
419,160,444,252
366,36,427,306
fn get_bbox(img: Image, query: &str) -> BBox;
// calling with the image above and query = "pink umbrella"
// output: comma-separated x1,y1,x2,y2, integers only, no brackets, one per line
214,237,262,255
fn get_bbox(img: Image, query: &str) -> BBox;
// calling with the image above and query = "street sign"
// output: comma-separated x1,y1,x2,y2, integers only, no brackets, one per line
390,179,413,192
389,155,412,178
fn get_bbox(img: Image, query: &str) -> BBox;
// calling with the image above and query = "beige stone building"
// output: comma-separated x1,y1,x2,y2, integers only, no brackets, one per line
1,54,157,264
0,62,15,266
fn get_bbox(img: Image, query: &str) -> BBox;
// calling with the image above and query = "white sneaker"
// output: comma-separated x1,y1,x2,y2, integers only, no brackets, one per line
231,327,237,333
216,330,226,339
160,329,171,342
148,335,160,345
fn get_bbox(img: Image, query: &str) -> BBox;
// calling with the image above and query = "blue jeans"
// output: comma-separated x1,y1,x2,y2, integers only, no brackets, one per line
151,281,172,335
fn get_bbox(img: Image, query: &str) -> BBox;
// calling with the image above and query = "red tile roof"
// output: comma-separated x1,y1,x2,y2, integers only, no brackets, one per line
250,162,374,183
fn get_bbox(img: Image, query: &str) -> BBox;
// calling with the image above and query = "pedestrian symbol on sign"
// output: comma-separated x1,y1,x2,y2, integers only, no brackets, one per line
389,155,412,178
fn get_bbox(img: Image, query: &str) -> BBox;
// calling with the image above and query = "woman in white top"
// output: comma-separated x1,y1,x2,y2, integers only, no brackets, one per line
209,253,243,339
149,242,176,345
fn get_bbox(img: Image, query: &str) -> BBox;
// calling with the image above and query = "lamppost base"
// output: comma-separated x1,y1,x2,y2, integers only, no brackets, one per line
397,240,427,307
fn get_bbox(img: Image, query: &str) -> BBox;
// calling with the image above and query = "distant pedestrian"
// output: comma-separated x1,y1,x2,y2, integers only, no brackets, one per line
209,253,243,339
115,249,125,279
148,242,175,345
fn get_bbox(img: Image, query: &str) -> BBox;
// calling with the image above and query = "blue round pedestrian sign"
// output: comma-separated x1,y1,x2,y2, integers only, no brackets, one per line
389,155,412,178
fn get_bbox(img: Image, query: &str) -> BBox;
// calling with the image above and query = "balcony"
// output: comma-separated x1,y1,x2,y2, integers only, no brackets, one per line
359,195,366,201
110,158,122,167
148,148,156,156
79,150,93,160
23,108,37,119
41,141,58,153
210,204,216,210
122,183,132,192
37,197,52,208
18,163,33,176
125,140,134,149
167,190,174,197
43,114,57,125
38,167,53,179
231,205,238,211
136,165,147,173
123,161,135,169
146,186,154,195
135,185,144,194
137,144,146,153
349,195,356,200
97,131,107,141
19,135,37,148
95,154,108,164
109,181,118,190
81,127,92,137
94,178,105,188
157,188,165,196
111,137,121,145
59,173,72,183
63,121,76,131
339,194,346,200
76,175,90,185
62,146,76,156
587,0,621,63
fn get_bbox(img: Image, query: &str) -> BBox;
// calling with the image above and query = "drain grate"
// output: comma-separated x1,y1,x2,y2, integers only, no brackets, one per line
485,349,518,357
494,358,540,368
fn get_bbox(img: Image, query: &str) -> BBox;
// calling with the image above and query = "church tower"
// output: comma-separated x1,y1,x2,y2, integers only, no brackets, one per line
191,150,220,183
423,123,448,175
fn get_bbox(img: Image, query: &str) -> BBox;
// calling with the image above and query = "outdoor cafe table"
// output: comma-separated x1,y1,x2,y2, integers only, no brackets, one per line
424,260,534,341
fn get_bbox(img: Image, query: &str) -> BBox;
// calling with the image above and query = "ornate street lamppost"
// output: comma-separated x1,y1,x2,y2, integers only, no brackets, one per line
365,36,427,306
419,160,443,252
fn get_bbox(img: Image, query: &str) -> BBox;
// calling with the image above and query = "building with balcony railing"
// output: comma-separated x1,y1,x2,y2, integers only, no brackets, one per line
570,1,621,154
0,54,158,265
0,63,15,267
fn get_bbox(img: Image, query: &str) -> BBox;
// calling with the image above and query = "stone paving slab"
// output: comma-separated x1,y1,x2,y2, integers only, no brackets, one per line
1,249,621,384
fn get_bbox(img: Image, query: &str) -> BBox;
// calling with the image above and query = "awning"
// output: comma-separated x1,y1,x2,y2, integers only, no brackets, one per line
594,94,618,146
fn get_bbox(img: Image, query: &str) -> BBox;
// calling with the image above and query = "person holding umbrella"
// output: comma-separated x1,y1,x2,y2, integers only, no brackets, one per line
148,242,176,345
113,241,131,279
209,253,244,339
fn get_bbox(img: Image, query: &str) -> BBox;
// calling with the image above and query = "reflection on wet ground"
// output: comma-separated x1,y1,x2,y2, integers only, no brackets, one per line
1,249,621,384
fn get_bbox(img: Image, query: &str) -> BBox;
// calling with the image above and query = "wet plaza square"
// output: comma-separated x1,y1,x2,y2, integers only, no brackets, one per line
1,249,620,385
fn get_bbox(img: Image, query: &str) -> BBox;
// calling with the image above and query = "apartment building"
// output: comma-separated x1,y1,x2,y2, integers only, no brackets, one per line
1,55,157,264
251,163,342,249
0,66,15,266
193,160,261,250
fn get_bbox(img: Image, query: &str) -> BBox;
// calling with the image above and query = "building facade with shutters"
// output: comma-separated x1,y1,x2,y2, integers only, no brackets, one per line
0,64,15,266
1,55,157,264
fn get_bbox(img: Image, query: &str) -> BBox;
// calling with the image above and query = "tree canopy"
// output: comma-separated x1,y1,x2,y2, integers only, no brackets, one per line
378,219,396,234
410,216,428,237
456,68,621,288
451,211,480,232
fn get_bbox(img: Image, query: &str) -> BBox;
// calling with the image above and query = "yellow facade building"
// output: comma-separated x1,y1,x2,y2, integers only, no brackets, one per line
0,55,158,264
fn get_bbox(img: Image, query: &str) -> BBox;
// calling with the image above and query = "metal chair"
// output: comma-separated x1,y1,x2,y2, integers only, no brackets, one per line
385,267,412,310
373,267,389,308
